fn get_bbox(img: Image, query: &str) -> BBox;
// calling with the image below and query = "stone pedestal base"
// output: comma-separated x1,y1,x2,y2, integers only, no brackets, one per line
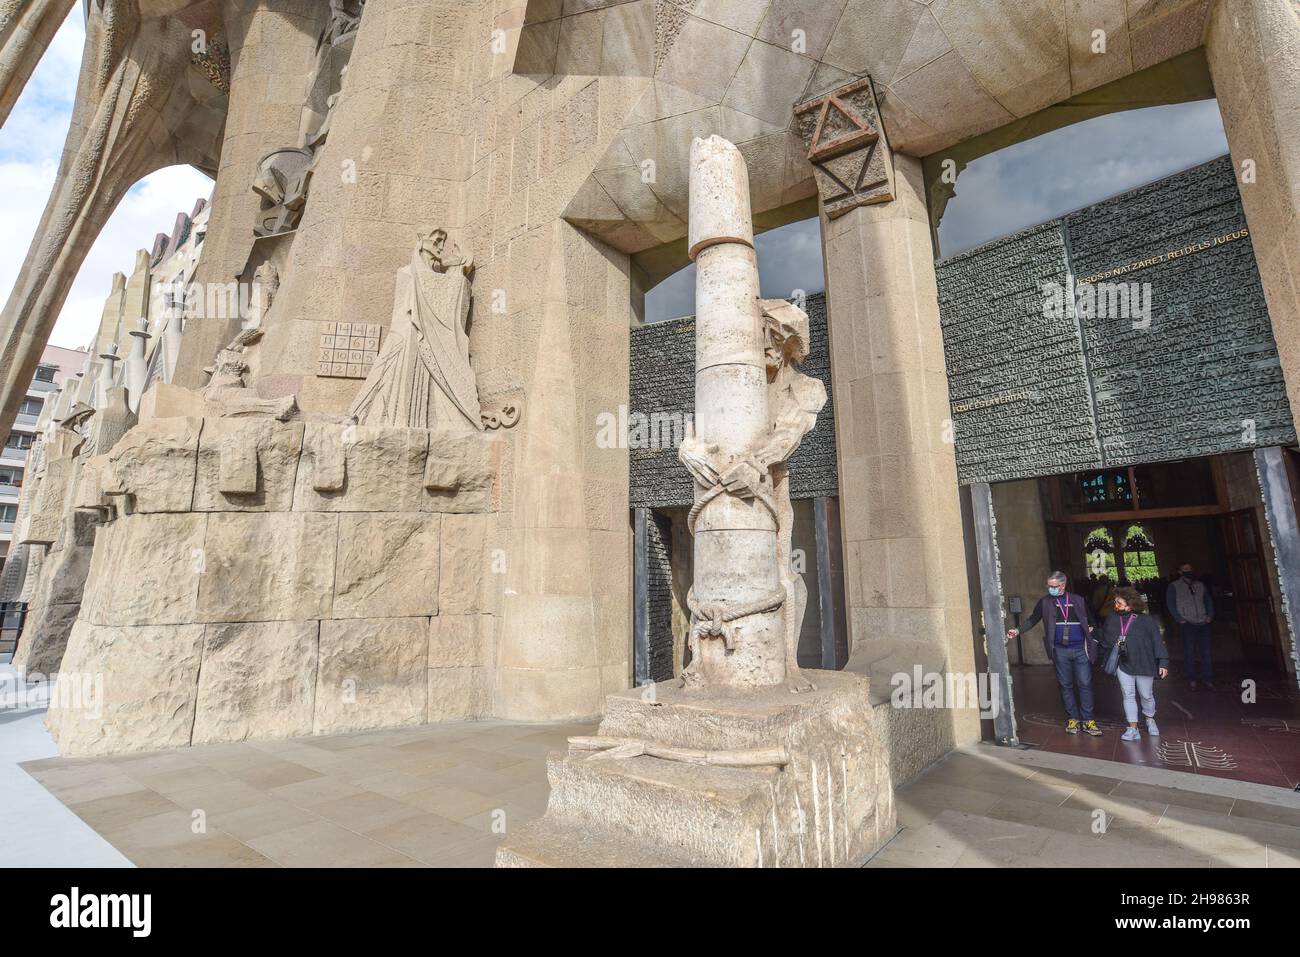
496,671,896,867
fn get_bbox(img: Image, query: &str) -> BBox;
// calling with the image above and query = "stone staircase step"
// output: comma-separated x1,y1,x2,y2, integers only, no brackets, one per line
541,752,780,865
495,818,698,868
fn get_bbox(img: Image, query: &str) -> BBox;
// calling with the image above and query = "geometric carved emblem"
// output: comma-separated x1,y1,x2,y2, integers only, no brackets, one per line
793,75,894,219
317,321,381,378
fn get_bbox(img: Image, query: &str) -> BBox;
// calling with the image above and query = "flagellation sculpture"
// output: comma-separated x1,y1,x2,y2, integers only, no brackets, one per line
496,137,892,868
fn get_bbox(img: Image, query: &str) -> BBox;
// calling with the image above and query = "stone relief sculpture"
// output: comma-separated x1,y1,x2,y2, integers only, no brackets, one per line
251,147,314,237
322,0,366,50
248,261,279,327
202,327,297,420
349,228,483,432
671,137,825,694
251,0,365,238
676,300,826,692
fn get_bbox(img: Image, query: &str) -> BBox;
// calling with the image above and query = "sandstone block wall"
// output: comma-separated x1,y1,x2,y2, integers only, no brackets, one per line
48,413,508,756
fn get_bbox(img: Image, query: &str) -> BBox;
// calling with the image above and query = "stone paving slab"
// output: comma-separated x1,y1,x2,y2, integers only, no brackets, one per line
19,718,597,868
871,743,1300,868
11,704,1300,867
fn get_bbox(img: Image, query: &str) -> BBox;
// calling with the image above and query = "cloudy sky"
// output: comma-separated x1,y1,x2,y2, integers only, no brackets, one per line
646,98,1229,321
0,7,212,351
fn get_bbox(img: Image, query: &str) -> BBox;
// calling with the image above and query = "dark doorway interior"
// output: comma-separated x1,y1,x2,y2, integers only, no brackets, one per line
1001,453,1300,789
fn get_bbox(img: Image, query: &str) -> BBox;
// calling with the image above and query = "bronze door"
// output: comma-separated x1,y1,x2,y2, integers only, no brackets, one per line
1220,508,1284,672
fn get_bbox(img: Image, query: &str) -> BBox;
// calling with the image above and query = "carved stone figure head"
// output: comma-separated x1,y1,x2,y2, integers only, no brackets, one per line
760,299,811,377
416,227,452,270
251,165,286,206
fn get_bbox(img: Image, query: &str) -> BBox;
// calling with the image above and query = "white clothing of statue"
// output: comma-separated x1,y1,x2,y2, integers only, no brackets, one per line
349,230,482,432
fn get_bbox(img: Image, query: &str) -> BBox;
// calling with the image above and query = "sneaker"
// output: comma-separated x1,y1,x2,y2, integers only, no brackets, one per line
1066,719,1080,734
1121,727,1141,742
1145,717,1160,736
1203,681,1215,691
1083,720,1103,736
1188,680,1199,691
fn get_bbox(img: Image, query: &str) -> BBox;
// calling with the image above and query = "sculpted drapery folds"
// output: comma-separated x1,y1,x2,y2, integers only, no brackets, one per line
349,228,483,433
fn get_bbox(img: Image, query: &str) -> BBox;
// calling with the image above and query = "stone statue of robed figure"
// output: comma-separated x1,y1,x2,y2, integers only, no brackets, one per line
349,228,483,432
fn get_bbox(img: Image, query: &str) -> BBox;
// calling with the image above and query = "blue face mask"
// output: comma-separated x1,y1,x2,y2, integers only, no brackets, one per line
1048,586,1063,597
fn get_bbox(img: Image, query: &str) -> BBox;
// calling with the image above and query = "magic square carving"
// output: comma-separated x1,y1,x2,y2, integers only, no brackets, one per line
317,321,380,379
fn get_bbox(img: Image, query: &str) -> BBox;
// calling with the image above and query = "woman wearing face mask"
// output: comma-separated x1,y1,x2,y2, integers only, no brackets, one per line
1099,586,1170,742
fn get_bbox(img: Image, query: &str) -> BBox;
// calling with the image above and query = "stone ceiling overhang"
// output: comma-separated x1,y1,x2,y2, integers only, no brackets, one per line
924,48,1217,243
517,0,1216,278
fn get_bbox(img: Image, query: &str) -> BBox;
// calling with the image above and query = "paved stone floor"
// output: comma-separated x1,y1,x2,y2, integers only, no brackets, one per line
0,668,130,867
1010,663,1300,789
17,718,597,867
871,745,1300,868
8,690,1300,867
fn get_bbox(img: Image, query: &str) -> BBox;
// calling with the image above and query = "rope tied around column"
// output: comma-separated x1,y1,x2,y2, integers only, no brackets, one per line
684,459,786,650
686,586,786,650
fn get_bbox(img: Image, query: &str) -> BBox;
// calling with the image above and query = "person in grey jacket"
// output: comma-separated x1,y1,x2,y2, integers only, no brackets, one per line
1165,562,1215,690
1100,586,1170,742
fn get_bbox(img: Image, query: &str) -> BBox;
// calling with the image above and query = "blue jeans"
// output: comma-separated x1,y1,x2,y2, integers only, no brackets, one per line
1052,644,1095,721
1181,622,1213,682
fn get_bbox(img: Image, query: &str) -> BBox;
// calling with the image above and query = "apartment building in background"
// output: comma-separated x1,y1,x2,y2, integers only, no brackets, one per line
0,344,86,576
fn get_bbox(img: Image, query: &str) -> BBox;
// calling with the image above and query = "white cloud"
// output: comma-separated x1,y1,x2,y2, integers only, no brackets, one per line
0,7,212,351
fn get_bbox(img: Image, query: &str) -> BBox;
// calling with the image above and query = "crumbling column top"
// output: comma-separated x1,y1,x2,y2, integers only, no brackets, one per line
688,136,754,261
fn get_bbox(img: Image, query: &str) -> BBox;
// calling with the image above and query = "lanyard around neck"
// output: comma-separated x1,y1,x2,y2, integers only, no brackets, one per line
1119,614,1135,638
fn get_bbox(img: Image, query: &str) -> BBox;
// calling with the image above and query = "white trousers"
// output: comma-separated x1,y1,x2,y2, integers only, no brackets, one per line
1117,668,1156,724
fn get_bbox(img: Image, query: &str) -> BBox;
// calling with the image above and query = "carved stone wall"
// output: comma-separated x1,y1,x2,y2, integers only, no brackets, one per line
48,415,507,756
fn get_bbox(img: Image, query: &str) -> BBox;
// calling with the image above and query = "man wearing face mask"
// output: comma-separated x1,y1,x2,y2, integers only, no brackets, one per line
1166,562,1215,690
1008,571,1102,735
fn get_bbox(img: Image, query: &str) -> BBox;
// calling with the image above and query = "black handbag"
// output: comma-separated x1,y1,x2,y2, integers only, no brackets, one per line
1103,637,1125,676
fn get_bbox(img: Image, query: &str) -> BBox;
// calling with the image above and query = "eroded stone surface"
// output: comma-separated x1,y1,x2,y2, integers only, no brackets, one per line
195,512,337,623
50,621,206,757
80,513,207,627
314,617,428,734
194,417,305,512
103,416,202,513
294,424,428,512
191,620,319,744
333,513,440,619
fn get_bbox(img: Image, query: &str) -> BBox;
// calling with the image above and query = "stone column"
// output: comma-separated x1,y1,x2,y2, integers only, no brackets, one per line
685,135,784,688
124,320,150,414
796,77,979,745
1207,0,1300,414
96,346,120,411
